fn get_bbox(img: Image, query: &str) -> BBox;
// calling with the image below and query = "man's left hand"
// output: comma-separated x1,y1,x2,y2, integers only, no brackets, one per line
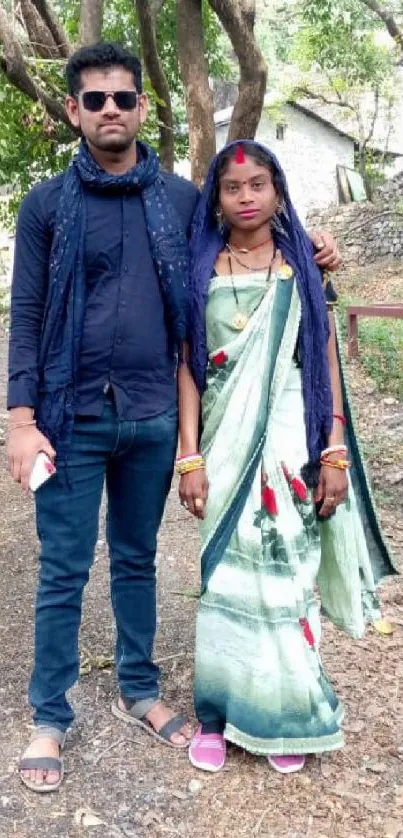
310,229,341,272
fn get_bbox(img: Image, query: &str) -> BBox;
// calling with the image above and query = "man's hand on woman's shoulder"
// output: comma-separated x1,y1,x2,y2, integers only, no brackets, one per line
309,229,341,272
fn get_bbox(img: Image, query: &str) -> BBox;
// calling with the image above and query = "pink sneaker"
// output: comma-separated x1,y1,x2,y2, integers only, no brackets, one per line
188,725,226,773
267,755,306,774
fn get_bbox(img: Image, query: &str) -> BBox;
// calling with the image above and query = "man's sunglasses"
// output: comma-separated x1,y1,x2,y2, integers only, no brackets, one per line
81,90,138,112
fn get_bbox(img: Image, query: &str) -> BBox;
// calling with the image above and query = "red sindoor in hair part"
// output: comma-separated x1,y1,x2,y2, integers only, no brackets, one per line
235,145,246,164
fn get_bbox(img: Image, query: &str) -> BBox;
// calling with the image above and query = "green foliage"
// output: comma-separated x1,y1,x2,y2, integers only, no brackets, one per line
0,284,10,326
156,0,229,93
289,0,398,185
0,76,74,229
0,0,226,226
355,317,403,399
339,298,403,399
257,0,300,78
356,147,390,196
102,0,140,50
53,0,80,42
294,0,395,88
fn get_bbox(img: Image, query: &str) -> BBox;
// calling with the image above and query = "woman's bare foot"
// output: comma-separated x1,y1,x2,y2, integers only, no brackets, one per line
117,697,192,746
20,736,61,787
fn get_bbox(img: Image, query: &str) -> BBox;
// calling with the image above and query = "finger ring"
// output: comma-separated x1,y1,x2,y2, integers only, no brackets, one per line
194,498,204,510
324,496,335,501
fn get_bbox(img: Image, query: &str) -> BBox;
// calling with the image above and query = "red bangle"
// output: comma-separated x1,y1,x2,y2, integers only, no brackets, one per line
333,413,347,427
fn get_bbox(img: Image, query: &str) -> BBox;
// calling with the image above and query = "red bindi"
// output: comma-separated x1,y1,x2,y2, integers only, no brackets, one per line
235,144,246,164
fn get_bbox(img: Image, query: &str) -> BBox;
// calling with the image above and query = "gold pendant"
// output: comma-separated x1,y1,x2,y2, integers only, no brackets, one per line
231,312,249,330
278,264,294,280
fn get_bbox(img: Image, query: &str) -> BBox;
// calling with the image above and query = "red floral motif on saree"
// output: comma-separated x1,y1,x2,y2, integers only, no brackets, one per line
299,618,315,647
262,486,278,516
281,463,308,502
211,350,228,366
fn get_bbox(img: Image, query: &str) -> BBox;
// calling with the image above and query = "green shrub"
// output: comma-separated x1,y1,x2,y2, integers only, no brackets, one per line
338,299,403,399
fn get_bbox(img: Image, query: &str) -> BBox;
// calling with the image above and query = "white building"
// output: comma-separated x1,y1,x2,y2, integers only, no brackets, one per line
176,91,403,221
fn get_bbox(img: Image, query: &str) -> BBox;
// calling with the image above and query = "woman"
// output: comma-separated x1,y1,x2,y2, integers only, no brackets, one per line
177,141,394,774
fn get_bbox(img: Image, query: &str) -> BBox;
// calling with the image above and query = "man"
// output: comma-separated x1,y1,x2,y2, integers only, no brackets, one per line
7,42,340,792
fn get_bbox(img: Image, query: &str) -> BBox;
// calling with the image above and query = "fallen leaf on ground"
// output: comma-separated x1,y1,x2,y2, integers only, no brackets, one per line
74,808,105,827
373,619,394,635
79,655,92,676
188,779,202,794
79,651,114,675
171,588,200,599
94,654,114,670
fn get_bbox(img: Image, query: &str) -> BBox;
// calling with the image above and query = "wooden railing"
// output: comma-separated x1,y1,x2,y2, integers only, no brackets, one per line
346,304,403,358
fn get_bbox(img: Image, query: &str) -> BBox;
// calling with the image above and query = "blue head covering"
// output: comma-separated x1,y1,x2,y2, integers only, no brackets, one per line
188,139,333,468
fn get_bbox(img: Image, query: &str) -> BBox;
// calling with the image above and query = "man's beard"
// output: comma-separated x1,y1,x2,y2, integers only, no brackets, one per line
91,131,135,154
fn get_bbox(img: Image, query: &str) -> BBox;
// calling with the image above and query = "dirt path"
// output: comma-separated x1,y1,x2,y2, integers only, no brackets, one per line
0,318,402,838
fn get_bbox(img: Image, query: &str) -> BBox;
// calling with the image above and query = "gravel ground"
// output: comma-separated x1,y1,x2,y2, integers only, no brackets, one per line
0,289,402,838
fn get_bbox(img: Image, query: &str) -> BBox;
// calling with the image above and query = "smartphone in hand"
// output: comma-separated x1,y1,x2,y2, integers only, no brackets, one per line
29,452,56,492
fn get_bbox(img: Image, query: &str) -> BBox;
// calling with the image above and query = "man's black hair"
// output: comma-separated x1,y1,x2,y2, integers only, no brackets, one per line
65,42,142,97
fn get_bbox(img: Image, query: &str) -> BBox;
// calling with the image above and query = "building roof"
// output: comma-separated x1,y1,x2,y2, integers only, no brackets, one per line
292,95,403,157
212,84,403,158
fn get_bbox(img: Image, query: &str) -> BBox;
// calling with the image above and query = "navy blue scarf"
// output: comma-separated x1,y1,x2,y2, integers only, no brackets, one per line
188,140,332,470
36,140,189,455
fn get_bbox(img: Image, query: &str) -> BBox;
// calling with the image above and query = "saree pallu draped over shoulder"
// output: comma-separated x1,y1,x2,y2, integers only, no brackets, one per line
194,269,384,756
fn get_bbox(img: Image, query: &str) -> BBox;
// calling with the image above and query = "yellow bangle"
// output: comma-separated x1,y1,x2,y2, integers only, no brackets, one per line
320,458,350,470
176,458,205,476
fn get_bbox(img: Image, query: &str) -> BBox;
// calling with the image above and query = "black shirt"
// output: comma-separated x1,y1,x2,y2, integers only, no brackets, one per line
8,169,199,419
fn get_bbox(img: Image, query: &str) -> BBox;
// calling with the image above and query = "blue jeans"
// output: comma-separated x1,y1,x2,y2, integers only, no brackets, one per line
29,399,178,732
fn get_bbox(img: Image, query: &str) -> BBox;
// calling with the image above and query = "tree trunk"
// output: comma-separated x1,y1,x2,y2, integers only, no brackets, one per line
359,0,403,57
79,0,103,46
20,0,59,59
358,144,373,199
135,0,174,171
177,0,216,185
356,112,372,199
208,0,267,142
30,0,72,58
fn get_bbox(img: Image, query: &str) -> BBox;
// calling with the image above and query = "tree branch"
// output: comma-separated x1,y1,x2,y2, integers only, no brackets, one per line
30,0,71,58
359,0,403,53
208,0,267,142
149,0,165,18
363,86,379,148
379,94,394,167
0,3,72,127
135,0,174,171
20,0,59,59
177,0,215,184
293,85,358,114
79,0,104,46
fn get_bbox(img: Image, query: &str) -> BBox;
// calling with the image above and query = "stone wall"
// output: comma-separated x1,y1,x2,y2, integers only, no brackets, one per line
307,199,403,265
375,170,403,204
